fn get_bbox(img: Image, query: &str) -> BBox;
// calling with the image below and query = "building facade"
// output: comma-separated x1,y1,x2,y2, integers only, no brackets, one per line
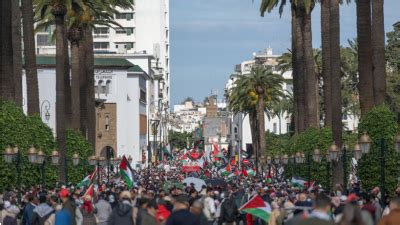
22,56,150,165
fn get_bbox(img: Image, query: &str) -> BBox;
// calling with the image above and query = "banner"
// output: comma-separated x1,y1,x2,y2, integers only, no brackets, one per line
182,162,201,172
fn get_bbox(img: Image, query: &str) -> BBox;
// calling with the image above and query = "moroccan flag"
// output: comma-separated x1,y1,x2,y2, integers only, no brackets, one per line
77,169,97,188
242,168,248,177
119,156,134,189
239,195,272,222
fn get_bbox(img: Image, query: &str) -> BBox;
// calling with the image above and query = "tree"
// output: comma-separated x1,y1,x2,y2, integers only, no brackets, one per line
371,0,386,105
227,66,285,159
0,0,15,102
386,22,400,122
11,0,23,106
22,0,40,115
356,0,374,115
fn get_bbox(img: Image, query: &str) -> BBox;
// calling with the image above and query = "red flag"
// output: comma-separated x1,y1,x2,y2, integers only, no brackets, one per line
234,168,239,176
83,184,94,198
242,168,248,177
226,163,231,172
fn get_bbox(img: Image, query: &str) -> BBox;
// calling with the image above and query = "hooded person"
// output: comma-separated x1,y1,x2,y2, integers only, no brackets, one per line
107,191,134,225
94,193,112,225
2,201,20,225
31,193,55,225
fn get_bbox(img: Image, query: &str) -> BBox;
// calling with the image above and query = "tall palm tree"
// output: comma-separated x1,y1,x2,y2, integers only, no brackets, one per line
22,0,40,115
11,0,23,106
0,0,15,102
357,0,374,116
228,67,285,163
371,0,386,105
261,0,318,131
321,0,332,127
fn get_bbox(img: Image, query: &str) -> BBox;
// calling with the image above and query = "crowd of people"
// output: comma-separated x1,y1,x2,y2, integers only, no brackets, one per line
1,168,400,225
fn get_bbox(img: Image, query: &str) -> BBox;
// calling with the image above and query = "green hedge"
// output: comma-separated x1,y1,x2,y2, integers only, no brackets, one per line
0,100,94,190
357,105,400,194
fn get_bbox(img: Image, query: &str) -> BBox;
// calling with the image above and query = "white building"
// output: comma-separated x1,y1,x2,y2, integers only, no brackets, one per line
171,101,206,133
226,47,359,151
22,55,150,166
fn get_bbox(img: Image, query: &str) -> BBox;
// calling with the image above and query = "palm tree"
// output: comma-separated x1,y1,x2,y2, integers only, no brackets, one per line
261,0,318,130
356,0,374,116
22,0,40,115
371,0,386,105
228,67,285,163
321,0,332,127
11,0,23,106
0,0,15,102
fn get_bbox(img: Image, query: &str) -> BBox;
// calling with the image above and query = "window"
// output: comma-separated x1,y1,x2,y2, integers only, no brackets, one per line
105,115,110,131
37,34,54,46
106,80,112,95
93,42,109,49
115,42,134,50
97,80,104,94
273,123,277,134
115,13,134,20
140,89,146,103
115,27,134,35
94,27,109,35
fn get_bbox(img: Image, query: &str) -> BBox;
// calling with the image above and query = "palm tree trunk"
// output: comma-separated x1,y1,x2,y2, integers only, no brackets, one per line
21,0,39,115
293,4,306,133
84,28,96,150
0,0,15,101
357,0,374,115
330,0,344,188
70,41,81,130
372,0,386,105
249,110,259,159
53,5,68,183
11,0,23,106
291,6,299,134
64,25,72,127
321,0,332,127
301,5,319,128
257,92,266,159
79,35,88,137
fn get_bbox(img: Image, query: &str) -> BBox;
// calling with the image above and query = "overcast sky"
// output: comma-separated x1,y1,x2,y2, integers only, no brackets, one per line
170,0,399,105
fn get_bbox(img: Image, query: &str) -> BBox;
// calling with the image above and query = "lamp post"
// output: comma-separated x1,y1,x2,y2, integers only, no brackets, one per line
40,100,51,123
357,133,400,208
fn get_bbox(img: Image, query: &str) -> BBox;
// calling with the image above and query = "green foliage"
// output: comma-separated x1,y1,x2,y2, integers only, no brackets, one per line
169,130,193,150
357,106,400,194
281,128,334,188
265,132,291,156
66,129,95,185
0,100,57,190
0,100,95,190
386,24,400,120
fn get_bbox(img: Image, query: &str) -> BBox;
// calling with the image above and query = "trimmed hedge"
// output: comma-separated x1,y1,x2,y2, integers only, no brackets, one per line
0,100,94,190
357,105,400,194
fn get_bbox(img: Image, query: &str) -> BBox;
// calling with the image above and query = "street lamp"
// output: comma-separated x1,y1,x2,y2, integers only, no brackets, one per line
88,155,97,166
27,146,37,164
36,149,45,164
273,155,281,164
98,156,107,167
72,153,80,166
395,135,400,153
282,154,289,165
353,143,362,160
266,156,272,165
328,143,339,162
51,150,60,165
4,146,14,163
359,133,372,154
313,149,322,163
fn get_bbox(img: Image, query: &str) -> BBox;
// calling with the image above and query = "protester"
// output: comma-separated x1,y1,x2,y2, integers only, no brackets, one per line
218,191,238,225
31,193,54,225
297,194,334,225
378,197,400,225
2,201,20,225
165,194,197,225
80,195,96,225
23,194,37,225
203,188,216,225
94,193,111,225
190,199,209,225
107,191,133,225
337,203,365,225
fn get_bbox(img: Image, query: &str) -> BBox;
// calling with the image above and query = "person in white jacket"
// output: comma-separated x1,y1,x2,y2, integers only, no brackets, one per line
202,188,216,225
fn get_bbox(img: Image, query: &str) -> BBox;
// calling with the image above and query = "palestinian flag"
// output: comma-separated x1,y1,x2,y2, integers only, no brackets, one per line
239,195,272,222
266,171,272,183
119,156,134,189
83,184,94,198
77,169,97,188
247,169,255,176
291,177,306,187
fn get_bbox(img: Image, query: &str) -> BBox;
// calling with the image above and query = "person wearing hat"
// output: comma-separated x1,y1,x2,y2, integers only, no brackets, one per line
31,193,54,225
107,191,134,225
165,194,197,225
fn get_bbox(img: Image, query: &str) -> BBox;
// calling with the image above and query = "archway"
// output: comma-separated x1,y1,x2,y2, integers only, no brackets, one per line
100,146,115,159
